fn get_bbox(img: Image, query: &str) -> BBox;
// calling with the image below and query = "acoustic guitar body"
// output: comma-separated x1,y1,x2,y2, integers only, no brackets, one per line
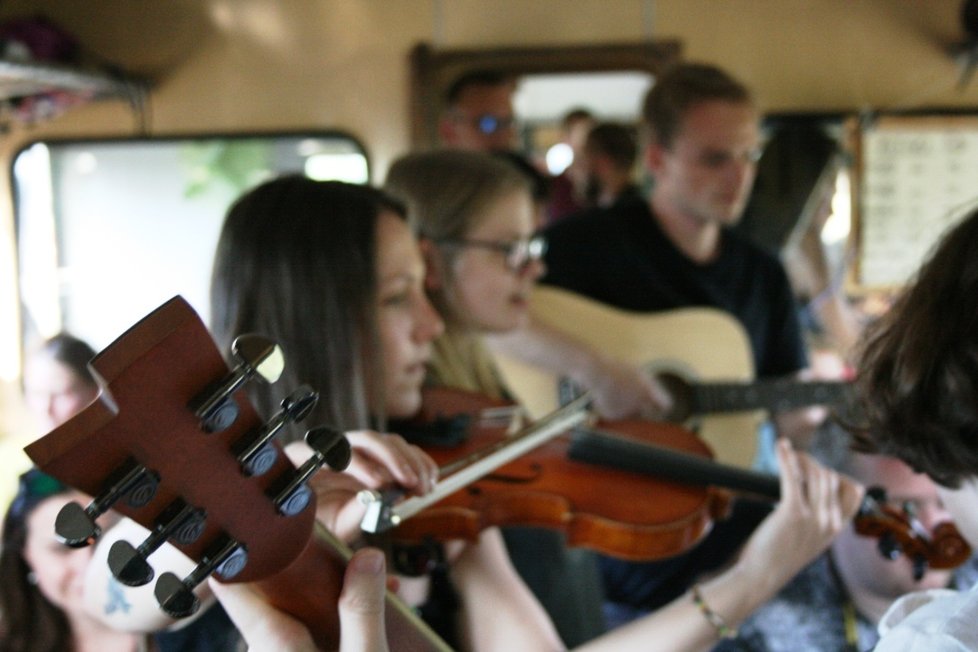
492,285,762,468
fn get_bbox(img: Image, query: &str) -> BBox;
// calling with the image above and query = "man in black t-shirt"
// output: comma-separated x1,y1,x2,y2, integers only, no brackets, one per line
491,62,826,626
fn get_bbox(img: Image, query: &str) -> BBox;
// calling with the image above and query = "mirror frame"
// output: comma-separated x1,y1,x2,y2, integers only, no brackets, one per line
409,40,683,148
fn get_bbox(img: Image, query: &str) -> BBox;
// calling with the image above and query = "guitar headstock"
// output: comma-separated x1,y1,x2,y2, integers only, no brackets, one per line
24,296,351,618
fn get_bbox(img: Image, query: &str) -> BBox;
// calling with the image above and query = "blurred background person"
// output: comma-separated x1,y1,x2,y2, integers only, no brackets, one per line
0,468,239,651
581,121,642,210
438,69,518,152
1,333,100,523
22,333,99,435
547,107,596,223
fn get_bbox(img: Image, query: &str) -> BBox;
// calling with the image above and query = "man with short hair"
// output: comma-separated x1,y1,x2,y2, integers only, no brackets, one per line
492,61,827,626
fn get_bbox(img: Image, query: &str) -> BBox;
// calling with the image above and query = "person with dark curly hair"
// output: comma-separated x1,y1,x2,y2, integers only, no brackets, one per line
853,206,978,650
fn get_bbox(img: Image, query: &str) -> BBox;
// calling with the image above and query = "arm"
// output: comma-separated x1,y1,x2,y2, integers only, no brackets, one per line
575,439,864,652
487,315,671,421
452,527,566,652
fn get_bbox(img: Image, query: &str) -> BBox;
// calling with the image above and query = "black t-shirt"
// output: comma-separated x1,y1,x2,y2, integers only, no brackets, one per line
541,199,807,377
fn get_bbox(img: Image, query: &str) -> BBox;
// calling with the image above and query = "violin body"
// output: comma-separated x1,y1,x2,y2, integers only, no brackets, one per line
390,387,733,561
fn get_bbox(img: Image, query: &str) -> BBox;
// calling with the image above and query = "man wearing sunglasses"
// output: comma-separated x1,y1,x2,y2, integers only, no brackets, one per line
438,69,519,152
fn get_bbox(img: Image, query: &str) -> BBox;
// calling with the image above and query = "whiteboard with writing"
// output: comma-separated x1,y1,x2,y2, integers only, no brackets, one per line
859,118,978,288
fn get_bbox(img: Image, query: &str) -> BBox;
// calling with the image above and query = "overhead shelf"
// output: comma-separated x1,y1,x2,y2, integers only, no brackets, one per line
0,57,146,126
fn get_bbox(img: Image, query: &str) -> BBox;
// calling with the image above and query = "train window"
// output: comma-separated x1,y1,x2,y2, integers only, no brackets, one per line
13,132,369,353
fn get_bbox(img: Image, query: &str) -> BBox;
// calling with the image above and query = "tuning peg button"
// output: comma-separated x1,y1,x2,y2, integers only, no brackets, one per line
236,386,319,477
271,426,350,517
155,537,247,618
55,462,159,547
191,334,284,433
108,501,207,586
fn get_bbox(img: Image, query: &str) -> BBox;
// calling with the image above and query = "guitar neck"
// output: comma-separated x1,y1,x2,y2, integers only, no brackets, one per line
255,522,452,652
690,379,850,416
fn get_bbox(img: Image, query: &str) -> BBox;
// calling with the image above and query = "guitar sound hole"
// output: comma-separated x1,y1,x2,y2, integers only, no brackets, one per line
656,372,694,422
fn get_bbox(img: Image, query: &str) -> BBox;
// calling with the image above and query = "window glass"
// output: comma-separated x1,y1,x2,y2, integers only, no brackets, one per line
13,132,369,352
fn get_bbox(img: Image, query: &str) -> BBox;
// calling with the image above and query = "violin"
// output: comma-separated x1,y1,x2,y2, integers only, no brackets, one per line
364,386,971,574
364,386,743,561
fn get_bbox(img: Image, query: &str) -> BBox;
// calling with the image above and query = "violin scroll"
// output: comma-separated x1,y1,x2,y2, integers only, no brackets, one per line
853,486,971,580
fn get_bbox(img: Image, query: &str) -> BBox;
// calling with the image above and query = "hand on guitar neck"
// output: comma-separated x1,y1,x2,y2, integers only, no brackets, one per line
211,547,392,652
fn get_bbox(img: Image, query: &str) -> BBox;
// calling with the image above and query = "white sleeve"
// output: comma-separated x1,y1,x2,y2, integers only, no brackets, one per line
875,588,978,652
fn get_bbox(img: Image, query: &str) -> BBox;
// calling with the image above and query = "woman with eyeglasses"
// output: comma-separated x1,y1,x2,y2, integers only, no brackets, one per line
384,150,548,402
384,149,608,645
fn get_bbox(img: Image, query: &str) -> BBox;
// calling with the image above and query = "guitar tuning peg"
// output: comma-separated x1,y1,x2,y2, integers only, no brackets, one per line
55,461,160,547
190,334,284,433
235,385,319,477
271,426,351,517
154,536,248,618
109,500,207,586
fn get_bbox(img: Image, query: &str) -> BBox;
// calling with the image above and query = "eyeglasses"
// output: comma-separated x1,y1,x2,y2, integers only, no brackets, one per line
453,112,516,136
436,235,547,272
